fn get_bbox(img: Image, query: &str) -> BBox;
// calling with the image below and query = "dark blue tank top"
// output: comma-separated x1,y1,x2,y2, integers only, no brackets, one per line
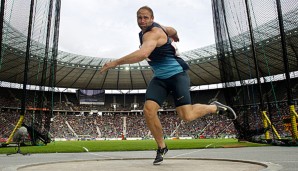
139,22,189,79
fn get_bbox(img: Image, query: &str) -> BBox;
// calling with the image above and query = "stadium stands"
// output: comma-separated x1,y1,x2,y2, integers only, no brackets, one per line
0,83,296,142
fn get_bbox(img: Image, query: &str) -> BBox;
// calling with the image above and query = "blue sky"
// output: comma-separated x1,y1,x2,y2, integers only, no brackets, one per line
58,0,215,58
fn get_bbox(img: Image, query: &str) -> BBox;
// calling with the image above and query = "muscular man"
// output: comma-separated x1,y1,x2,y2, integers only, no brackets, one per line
100,6,237,165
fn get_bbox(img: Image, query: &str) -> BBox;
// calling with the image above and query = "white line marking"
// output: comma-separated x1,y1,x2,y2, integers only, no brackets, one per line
83,147,89,152
85,152,115,158
170,143,213,158
82,146,114,159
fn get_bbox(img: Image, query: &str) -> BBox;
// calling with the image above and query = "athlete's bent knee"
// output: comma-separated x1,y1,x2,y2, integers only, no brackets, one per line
143,103,158,119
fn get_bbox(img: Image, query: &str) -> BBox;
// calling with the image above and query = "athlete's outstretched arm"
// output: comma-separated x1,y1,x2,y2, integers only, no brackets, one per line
99,30,159,74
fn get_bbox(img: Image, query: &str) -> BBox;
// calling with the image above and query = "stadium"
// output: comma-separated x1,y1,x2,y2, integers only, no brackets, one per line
0,0,298,170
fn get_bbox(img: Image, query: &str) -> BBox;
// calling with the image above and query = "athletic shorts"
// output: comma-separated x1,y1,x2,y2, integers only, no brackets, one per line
145,71,191,107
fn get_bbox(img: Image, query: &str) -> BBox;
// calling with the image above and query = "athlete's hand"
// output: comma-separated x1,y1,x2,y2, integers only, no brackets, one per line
171,34,179,42
99,61,118,74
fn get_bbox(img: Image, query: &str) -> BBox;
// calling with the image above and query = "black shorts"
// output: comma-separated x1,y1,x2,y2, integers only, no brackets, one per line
145,71,191,107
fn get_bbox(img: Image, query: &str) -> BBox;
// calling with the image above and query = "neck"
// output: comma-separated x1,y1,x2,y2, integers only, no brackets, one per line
141,22,154,33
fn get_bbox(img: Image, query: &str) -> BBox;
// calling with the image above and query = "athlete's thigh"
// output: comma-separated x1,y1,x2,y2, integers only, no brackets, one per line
145,77,169,107
168,71,191,107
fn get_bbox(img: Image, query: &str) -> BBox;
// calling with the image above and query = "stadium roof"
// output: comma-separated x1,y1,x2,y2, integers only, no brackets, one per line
0,9,297,90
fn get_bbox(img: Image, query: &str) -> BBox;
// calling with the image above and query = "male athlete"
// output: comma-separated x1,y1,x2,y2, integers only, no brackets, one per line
100,6,237,165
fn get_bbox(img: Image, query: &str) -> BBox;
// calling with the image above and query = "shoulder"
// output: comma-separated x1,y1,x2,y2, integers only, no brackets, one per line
143,22,163,34
142,29,159,42
142,27,164,41
144,26,164,37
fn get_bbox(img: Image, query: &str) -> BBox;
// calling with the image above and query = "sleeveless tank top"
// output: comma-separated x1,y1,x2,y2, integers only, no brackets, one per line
139,22,189,79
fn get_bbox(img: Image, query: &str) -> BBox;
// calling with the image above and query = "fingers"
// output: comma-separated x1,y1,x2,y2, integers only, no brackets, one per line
171,35,179,42
99,68,106,74
174,35,179,42
99,61,117,74
99,63,109,74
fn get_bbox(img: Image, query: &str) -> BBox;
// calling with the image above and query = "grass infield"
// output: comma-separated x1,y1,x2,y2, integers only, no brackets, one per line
0,139,269,154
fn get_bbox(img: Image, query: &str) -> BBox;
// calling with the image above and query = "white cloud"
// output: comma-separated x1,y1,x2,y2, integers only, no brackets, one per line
59,0,215,58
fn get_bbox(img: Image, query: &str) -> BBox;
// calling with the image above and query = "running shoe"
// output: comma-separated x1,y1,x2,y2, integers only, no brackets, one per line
210,101,237,120
153,146,168,165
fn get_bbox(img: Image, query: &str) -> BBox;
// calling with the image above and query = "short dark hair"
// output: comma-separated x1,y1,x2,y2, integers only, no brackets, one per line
137,6,154,17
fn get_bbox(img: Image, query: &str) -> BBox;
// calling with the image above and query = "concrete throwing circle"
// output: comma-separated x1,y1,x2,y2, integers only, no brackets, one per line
18,158,267,171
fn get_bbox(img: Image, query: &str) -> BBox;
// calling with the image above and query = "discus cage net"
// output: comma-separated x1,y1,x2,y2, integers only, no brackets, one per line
212,0,298,144
0,0,61,146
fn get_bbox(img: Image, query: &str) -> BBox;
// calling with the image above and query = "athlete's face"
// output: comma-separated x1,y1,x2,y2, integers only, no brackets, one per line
137,9,154,31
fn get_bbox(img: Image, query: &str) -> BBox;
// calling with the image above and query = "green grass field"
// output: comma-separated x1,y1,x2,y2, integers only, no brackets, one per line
0,139,269,154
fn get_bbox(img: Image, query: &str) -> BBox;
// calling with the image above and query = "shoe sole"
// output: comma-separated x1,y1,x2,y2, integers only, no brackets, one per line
212,101,237,120
153,161,163,165
224,105,237,120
